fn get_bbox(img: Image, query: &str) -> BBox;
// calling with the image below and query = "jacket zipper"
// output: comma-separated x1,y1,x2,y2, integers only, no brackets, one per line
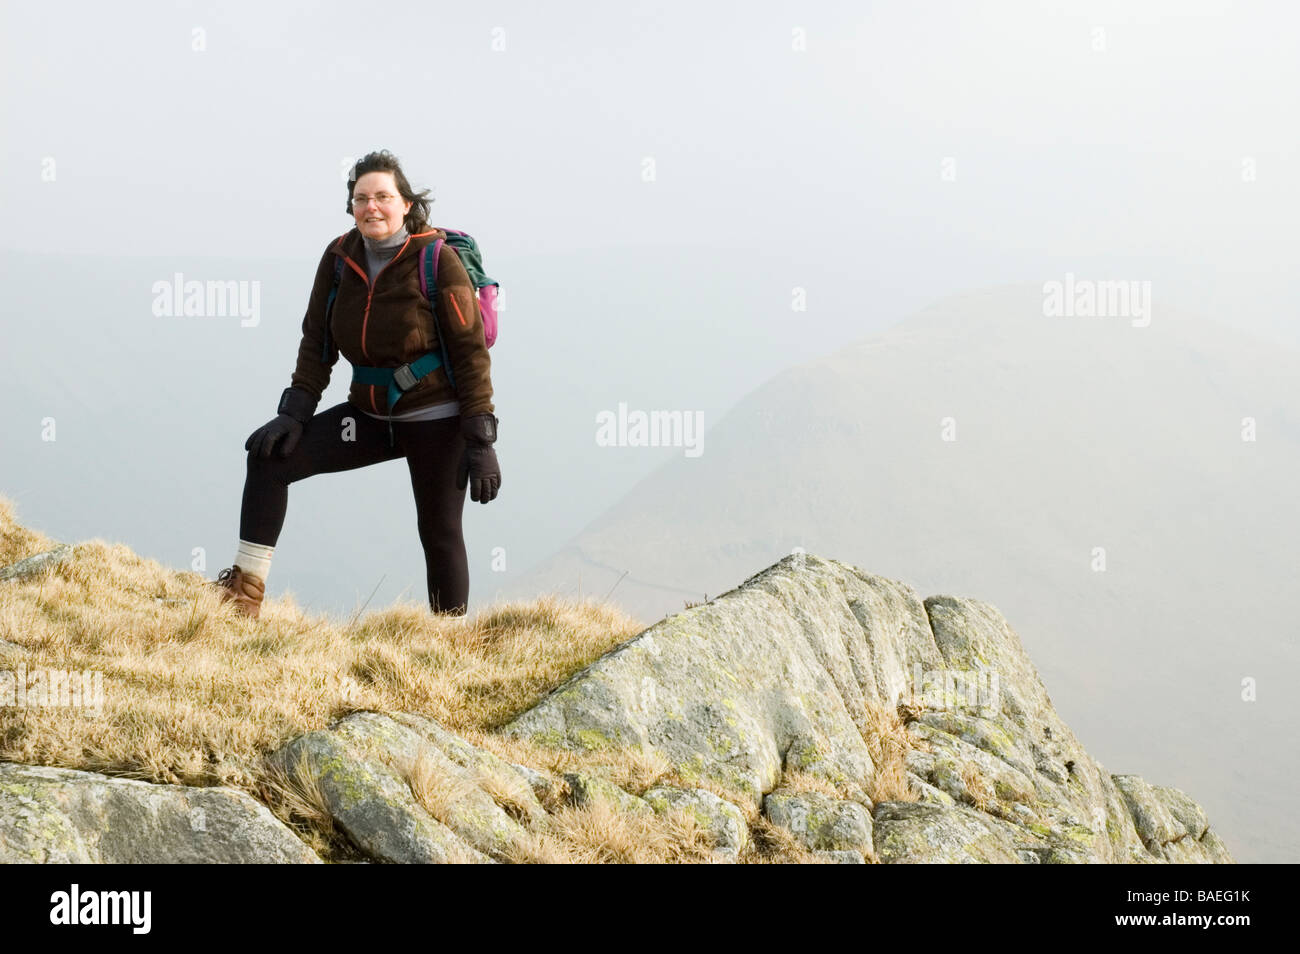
345,234,412,413
341,229,441,414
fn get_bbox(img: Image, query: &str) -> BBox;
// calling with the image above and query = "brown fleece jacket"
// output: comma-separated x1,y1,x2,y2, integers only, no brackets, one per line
288,226,494,418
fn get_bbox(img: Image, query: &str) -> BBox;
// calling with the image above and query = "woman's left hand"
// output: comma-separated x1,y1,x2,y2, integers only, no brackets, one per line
456,413,501,503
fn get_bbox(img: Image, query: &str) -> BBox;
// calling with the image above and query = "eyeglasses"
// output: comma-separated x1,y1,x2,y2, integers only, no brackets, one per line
351,192,401,208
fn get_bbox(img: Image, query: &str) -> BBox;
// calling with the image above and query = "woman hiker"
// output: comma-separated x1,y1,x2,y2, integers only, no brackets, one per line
210,149,500,621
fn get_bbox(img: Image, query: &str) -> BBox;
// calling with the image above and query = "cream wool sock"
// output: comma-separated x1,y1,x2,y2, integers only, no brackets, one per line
234,540,274,582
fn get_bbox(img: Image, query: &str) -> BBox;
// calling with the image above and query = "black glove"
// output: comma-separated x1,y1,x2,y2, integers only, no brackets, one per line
245,387,318,458
456,413,500,503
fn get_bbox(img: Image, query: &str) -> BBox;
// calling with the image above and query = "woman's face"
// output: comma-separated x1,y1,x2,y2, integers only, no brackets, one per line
351,171,413,241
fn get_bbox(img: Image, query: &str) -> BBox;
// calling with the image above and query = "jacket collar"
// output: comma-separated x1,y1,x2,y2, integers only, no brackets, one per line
332,225,446,268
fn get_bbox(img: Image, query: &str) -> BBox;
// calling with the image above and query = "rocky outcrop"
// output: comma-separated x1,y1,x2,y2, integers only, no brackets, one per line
0,763,321,863
267,711,542,864
1,551,1234,863
1111,774,1234,863
501,553,1234,864
502,553,942,808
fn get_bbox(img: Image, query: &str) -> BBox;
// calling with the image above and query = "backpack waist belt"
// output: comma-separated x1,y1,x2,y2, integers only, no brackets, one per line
351,350,445,447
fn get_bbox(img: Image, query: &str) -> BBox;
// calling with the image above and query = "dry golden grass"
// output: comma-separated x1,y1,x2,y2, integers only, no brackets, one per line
0,498,56,567
0,514,646,795
775,768,856,801
744,813,825,864
0,496,915,863
406,749,483,823
257,750,353,860
861,699,923,804
500,797,719,864
960,762,995,812
470,765,546,825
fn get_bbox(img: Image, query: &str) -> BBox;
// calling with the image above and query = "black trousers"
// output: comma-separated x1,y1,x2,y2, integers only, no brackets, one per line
240,401,469,614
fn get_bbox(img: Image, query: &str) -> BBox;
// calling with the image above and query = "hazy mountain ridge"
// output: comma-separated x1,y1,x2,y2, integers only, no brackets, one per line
501,283,1299,862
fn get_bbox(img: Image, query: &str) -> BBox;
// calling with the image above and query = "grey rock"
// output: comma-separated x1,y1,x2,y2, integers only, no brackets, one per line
504,554,945,808
905,771,956,807
562,772,653,816
916,595,1232,863
0,545,74,583
763,789,874,853
814,849,867,864
507,761,563,806
907,721,1037,815
1112,775,1232,863
389,712,548,827
0,762,320,863
1153,783,1211,841
641,785,749,858
270,725,483,864
268,712,539,864
872,800,1026,864
1112,774,1182,849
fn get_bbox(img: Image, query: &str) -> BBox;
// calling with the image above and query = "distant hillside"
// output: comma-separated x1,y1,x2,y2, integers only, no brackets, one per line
501,283,1300,862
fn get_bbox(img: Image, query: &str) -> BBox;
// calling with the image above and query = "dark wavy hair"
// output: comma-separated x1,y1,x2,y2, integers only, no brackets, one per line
346,149,434,234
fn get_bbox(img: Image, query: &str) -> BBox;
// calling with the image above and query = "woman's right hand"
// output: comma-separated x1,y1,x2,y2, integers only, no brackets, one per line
246,414,305,458
246,387,318,458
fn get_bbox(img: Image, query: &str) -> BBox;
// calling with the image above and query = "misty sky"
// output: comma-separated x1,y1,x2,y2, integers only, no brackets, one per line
3,0,1297,341
4,0,1297,594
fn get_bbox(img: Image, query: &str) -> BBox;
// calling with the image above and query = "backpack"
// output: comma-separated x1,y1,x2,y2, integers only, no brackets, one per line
320,228,500,394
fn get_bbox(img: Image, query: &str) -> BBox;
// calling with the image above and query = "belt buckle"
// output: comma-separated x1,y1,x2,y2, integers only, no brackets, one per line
393,363,417,392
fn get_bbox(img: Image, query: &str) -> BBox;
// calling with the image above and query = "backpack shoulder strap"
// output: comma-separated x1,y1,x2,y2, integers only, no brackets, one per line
419,240,457,393
320,234,348,363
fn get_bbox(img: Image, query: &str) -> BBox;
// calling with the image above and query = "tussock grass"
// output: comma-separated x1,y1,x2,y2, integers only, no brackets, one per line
745,813,824,864
501,797,719,864
406,748,484,824
257,751,355,861
0,498,57,567
0,498,645,793
960,762,995,812
861,699,921,804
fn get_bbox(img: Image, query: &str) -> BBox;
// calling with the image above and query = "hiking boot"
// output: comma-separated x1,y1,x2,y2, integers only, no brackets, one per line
211,565,265,619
